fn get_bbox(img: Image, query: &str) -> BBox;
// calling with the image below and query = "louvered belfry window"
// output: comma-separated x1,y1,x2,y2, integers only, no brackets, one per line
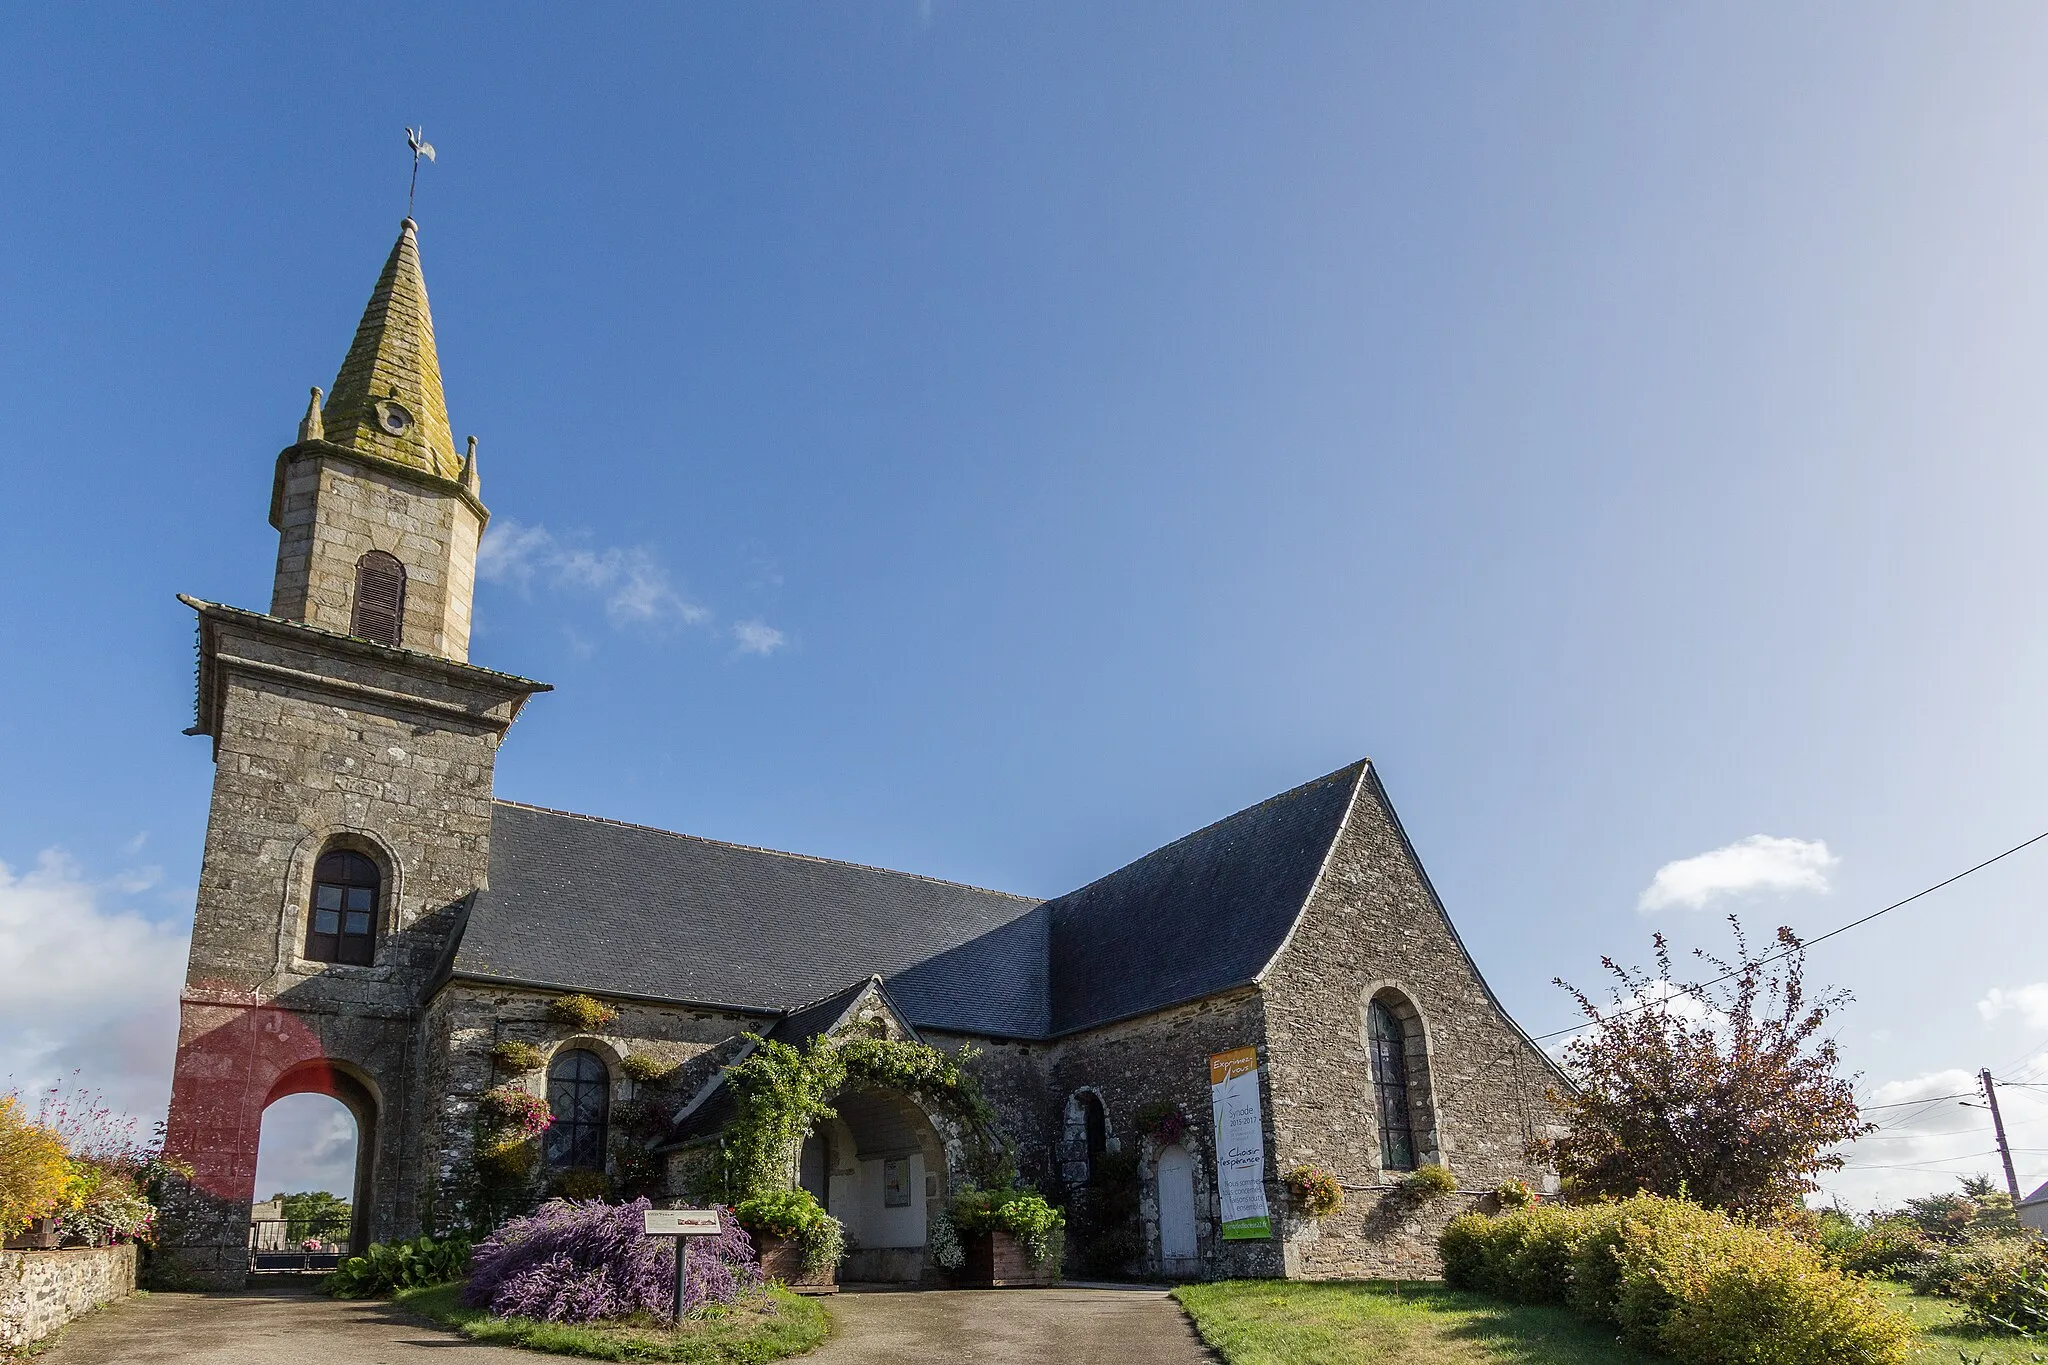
350,551,406,646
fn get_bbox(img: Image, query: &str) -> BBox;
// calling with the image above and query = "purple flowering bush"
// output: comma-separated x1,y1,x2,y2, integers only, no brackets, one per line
463,1198,760,1323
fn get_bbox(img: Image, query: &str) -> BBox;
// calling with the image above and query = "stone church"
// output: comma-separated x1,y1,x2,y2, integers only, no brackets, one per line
157,218,1561,1289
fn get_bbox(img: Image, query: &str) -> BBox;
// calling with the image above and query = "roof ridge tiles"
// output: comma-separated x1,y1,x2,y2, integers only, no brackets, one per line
488,798,1044,904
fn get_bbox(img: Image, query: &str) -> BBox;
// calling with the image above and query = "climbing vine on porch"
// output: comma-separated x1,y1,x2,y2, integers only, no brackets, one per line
718,1033,1006,1201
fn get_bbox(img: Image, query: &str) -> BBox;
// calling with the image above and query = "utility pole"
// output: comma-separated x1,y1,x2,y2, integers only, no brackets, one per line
1981,1068,2024,1208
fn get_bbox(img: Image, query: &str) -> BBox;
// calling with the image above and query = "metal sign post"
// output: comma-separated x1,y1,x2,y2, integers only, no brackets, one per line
643,1209,724,1323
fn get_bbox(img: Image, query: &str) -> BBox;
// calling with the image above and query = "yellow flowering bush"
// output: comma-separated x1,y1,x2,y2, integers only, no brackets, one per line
0,1095,74,1239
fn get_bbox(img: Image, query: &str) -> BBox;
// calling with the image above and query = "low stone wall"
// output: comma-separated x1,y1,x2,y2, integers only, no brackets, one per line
0,1244,139,1351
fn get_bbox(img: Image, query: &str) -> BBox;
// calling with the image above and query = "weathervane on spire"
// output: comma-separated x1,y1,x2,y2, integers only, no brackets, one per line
405,126,436,216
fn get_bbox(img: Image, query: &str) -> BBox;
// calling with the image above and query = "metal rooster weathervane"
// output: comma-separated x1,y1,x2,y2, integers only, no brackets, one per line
405,126,436,217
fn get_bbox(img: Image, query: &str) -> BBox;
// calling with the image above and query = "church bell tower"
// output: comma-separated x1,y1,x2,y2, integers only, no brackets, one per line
156,219,549,1288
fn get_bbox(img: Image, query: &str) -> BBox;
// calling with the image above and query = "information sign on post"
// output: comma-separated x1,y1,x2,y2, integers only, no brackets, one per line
643,1208,726,1321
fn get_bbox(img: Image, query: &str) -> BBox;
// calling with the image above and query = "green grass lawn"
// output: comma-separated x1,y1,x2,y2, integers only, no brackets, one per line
394,1281,832,1363
1174,1279,2048,1365
1871,1280,2046,1365
1173,1280,1659,1365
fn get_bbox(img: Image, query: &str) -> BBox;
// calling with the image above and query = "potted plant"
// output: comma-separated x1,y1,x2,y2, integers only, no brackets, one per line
733,1188,842,1293
950,1187,1065,1287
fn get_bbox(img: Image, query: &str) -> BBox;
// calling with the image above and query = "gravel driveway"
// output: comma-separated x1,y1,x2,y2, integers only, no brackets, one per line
37,1279,1216,1365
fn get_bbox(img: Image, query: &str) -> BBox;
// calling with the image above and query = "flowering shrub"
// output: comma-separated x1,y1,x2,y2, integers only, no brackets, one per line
492,1042,547,1074
326,1233,472,1298
479,1088,553,1142
1441,1194,1914,1365
734,1187,844,1276
1284,1166,1343,1218
620,1053,676,1085
953,1187,1066,1267
1494,1178,1538,1210
0,1095,73,1240
1399,1164,1457,1201
927,1206,965,1270
60,1162,154,1246
548,995,618,1030
1132,1101,1189,1147
464,1198,759,1323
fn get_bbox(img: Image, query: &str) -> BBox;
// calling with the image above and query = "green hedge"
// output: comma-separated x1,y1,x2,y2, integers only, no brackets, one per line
1440,1195,1913,1365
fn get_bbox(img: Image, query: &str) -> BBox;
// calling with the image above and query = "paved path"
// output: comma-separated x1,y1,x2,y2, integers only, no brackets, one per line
807,1285,1216,1365
36,1279,1216,1365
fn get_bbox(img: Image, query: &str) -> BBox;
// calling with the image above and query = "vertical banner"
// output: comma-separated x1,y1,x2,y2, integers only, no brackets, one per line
1209,1046,1271,1239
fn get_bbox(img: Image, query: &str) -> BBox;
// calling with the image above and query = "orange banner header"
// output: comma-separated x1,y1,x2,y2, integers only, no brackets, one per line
1209,1045,1258,1086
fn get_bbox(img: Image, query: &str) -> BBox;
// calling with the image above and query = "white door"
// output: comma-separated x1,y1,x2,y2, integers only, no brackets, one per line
1156,1144,1198,1262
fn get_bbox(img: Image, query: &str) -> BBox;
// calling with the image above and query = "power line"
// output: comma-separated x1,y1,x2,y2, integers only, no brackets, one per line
1526,825,2048,1046
1862,1092,1976,1112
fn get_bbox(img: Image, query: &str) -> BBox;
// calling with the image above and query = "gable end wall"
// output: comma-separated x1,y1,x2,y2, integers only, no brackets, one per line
1259,768,1558,1279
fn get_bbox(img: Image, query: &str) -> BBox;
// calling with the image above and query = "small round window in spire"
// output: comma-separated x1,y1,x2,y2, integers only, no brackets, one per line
374,399,415,436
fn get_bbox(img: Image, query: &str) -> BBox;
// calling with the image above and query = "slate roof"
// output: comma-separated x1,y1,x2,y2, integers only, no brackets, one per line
455,804,1045,1034
451,761,1369,1040
1045,760,1364,1034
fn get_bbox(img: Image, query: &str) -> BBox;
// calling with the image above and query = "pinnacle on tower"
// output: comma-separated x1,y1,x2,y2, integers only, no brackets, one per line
316,218,460,479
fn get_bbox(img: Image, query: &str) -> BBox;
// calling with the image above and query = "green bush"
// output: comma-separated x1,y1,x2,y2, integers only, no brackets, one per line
324,1233,473,1298
1439,1193,1913,1365
620,1052,676,1085
1911,1236,2036,1300
1827,1217,1936,1277
1956,1237,2048,1334
953,1187,1066,1268
1400,1164,1457,1201
491,1041,546,1074
734,1187,844,1277
547,994,618,1030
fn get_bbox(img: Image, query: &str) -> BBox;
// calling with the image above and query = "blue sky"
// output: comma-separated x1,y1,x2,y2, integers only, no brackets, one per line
5,3,2048,1205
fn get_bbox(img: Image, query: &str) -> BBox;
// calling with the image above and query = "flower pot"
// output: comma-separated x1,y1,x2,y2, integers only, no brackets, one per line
4,1217,61,1250
956,1229,1056,1288
750,1231,838,1293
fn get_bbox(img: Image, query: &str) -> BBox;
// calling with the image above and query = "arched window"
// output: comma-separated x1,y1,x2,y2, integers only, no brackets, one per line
306,850,380,966
350,551,406,647
545,1050,610,1171
1369,999,1418,1171
1082,1094,1107,1168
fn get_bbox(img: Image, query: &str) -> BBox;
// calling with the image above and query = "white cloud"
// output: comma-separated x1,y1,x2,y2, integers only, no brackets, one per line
1638,835,1838,912
1810,1068,2048,1213
479,520,709,630
0,850,190,1131
732,619,787,656
1979,984,2048,1032
253,1094,359,1199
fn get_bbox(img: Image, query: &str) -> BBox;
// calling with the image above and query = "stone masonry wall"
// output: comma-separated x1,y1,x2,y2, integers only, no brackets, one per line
929,987,1284,1281
160,612,530,1287
419,982,768,1227
0,1245,138,1351
271,451,482,662
1261,765,1559,1279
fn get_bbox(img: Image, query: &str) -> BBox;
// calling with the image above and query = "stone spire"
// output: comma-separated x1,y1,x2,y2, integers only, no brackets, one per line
317,218,460,480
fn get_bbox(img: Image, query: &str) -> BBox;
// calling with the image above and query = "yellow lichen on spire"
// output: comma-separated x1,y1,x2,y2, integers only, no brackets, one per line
317,218,460,479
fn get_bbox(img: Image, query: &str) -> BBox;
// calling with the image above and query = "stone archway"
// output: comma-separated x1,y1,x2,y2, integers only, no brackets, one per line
261,1060,380,1255
809,1087,949,1283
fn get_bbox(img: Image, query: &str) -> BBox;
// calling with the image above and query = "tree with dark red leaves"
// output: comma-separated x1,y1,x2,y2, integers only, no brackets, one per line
1531,917,1871,1218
